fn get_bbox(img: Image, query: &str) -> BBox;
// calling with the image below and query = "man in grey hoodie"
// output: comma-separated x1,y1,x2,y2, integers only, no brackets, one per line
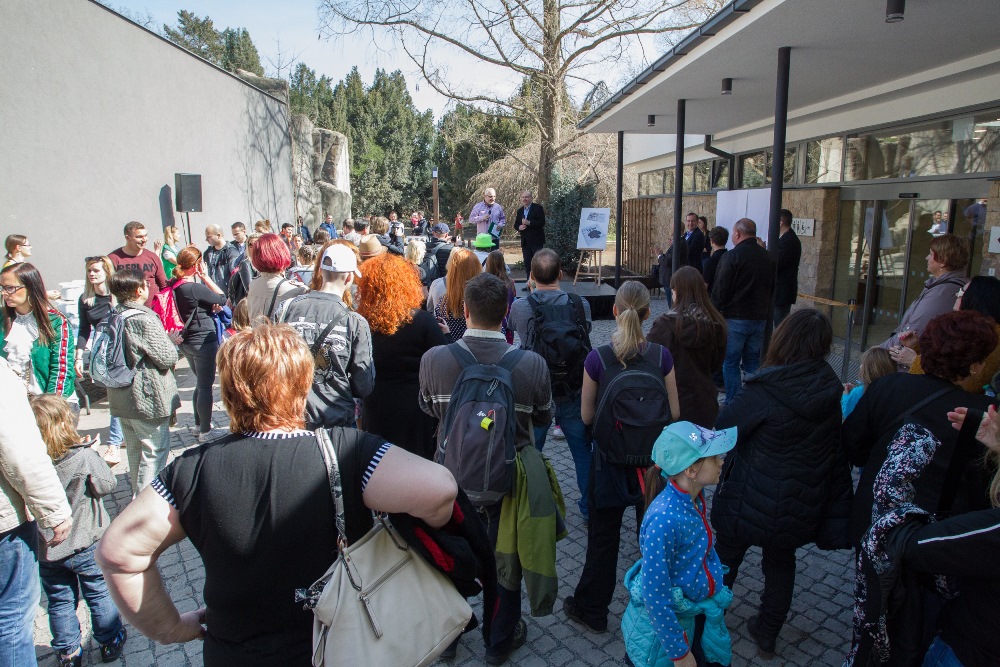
275,244,375,428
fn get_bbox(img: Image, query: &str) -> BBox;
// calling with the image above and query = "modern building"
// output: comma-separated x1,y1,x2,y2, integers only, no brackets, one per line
582,0,999,349
1,0,294,284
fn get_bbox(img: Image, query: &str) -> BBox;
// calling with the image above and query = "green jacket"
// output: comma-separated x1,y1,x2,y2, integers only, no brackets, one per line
0,309,75,399
496,446,567,616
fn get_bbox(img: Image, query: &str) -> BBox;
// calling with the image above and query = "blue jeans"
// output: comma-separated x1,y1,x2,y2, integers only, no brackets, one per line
40,543,122,655
922,637,964,667
0,521,39,667
181,336,219,434
723,319,766,403
108,416,123,446
534,397,590,520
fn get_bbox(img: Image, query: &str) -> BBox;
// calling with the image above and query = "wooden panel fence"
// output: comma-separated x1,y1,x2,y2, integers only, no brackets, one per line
621,198,658,276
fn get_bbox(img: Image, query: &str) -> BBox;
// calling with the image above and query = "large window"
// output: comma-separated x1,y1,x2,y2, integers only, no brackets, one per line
805,137,844,183
740,152,767,188
844,112,1000,181
637,159,726,197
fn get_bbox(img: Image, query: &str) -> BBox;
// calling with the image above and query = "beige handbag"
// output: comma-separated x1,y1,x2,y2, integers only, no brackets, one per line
301,429,472,667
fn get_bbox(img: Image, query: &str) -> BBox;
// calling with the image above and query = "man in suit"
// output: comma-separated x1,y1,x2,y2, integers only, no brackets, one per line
774,208,802,327
516,190,546,281
683,212,705,270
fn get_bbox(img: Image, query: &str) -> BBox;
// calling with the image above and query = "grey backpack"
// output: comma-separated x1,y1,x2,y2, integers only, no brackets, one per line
435,340,526,506
89,308,143,389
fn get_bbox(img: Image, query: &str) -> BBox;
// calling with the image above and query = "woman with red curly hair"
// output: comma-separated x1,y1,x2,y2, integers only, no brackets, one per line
246,233,306,320
845,309,998,547
356,253,447,458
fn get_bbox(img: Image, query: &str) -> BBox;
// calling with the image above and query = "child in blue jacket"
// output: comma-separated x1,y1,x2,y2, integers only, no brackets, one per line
622,422,737,667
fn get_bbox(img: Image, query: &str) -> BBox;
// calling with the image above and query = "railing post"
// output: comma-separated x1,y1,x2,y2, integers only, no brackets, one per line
842,298,856,380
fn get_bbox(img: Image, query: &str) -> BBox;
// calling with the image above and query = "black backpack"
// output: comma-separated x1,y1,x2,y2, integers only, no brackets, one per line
435,340,525,506
592,343,671,467
526,293,592,400
89,308,143,389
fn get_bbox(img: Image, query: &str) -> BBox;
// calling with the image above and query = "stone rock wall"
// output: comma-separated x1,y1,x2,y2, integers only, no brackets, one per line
237,70,352,228
978,180,1000,277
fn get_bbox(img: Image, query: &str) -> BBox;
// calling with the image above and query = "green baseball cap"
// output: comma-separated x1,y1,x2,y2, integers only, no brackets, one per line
652,421,737,476
473,233,494,249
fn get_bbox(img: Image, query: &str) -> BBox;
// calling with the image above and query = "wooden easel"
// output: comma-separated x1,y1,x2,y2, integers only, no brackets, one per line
574,250,603,285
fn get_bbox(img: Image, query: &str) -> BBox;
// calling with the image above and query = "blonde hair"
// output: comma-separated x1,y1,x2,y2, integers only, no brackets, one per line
82,256,116,306
231,298,250,331
28,394,81,461
163,226,181,246
405,238,426,265
372,217,390,235
217,323,313,433
254,219,271,234
611,281,651,366
859,347,896,387
296,244,317,268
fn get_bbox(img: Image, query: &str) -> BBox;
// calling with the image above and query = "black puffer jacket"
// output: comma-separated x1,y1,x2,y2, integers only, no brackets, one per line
711,358,852,550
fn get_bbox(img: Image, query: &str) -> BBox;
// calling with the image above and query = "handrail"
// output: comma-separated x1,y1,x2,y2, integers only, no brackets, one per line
795,294,858,379
797,293,858,312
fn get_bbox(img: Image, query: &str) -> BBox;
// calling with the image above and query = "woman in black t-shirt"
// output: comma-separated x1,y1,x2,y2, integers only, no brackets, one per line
170,247,227,443
95,323,458,666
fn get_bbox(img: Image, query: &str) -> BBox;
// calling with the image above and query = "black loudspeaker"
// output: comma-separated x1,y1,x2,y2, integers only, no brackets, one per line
174,173,202,212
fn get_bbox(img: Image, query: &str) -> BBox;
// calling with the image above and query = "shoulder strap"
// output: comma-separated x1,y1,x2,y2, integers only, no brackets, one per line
897,386,957,425
120,308,144,320
596,344,616,372
567,292,591,333
447,338,479,369
267,278,289,318
311,303,349,356
314,428,348,552
938,407,985,514
495,347,526,373
642,342,662,365
526,294,541,315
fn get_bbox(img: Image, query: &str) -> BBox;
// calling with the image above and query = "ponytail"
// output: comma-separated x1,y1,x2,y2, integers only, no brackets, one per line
611,281,650,367
643,465,667,509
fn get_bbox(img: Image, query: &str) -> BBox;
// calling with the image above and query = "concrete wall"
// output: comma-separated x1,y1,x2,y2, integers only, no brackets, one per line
0,0,293,284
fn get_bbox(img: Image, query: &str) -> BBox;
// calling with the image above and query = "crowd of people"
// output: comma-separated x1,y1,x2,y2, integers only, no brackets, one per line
1,195,1000,667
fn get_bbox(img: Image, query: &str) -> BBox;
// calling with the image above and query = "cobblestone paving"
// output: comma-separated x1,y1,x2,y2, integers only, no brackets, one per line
36,296,856,666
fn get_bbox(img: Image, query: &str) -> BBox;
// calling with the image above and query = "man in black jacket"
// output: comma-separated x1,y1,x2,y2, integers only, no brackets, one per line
515,191,546,280
711,217,775,402
702,226,729,293
774,209,802,327
426,223,455,278
682,211,705,271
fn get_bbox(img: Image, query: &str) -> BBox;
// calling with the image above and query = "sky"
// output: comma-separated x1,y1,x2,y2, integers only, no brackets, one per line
106,0,523,121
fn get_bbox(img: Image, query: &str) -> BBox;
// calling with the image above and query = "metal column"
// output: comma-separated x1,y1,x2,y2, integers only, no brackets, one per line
615,130,624,284
672,99,686,275
768,47,791,257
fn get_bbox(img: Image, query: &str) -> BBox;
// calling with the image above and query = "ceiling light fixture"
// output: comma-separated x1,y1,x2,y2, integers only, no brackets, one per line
647,115,656,127
885,0,905,23
721,78,733,95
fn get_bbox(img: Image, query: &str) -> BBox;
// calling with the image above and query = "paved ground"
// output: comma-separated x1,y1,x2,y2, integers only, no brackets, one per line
35,295,856,666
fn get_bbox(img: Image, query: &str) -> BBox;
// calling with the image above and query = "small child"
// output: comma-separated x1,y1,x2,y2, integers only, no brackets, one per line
842,347,896,419
29,394,127,667
225,298,251,338
622,422,737,667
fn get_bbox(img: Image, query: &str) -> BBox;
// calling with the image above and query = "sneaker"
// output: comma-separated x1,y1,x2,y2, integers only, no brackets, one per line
57,649,81,667
563,596,607,633
551,424,565,439
100,627,127,663
198,429,223,444
747,614,776,659
484,618,526,665
103,445,121,466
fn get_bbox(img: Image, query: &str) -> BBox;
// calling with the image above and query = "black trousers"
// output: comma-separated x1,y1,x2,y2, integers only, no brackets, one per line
478,502,521,652
521,242,543,278
572,497,643,626
714,534,797,640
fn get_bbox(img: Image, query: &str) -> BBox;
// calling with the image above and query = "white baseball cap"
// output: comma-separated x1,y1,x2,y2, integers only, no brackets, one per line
320,244,362,277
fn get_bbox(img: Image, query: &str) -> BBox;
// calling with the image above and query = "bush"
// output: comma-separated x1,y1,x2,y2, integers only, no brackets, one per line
546,169,597,272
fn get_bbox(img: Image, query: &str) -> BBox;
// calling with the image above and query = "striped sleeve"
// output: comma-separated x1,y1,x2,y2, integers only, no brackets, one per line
151,476,177,509
361,442,392,493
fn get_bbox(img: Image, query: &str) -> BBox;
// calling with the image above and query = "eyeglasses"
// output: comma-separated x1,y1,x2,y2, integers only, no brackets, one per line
85,256,104,263
1,285,26,295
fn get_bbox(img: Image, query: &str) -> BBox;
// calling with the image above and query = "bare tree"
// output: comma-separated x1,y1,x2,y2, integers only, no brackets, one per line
318,0,723,202
264,36,304,81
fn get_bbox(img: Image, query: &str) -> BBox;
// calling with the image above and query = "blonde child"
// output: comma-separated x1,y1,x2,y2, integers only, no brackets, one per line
29,394,126,667
842,347,896,419
622,422,738,667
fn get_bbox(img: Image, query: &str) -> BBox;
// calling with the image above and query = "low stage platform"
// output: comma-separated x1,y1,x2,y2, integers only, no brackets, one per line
512,280,618,319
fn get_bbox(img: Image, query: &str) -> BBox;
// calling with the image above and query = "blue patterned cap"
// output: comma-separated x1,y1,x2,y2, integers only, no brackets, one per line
652,421,737,476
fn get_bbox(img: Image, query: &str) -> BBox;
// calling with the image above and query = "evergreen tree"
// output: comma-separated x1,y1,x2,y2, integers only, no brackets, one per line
221,28,264,76
162,10,223,64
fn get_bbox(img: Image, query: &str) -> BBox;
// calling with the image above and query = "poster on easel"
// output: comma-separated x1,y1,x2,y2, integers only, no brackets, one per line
577,208,611,250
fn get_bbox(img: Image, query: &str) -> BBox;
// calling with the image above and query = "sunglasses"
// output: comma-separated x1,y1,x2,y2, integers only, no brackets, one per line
85,256,104,263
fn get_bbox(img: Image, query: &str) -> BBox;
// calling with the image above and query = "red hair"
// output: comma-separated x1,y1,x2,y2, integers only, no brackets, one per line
919,310,998,382
356,253,424,335
251,233,291,274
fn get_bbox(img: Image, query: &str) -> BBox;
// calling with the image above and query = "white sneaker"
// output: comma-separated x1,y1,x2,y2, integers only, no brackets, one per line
197,429,224,444
552,425,565,439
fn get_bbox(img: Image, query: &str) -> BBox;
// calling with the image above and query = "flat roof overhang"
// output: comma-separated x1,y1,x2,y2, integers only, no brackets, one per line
580,0,1000,136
